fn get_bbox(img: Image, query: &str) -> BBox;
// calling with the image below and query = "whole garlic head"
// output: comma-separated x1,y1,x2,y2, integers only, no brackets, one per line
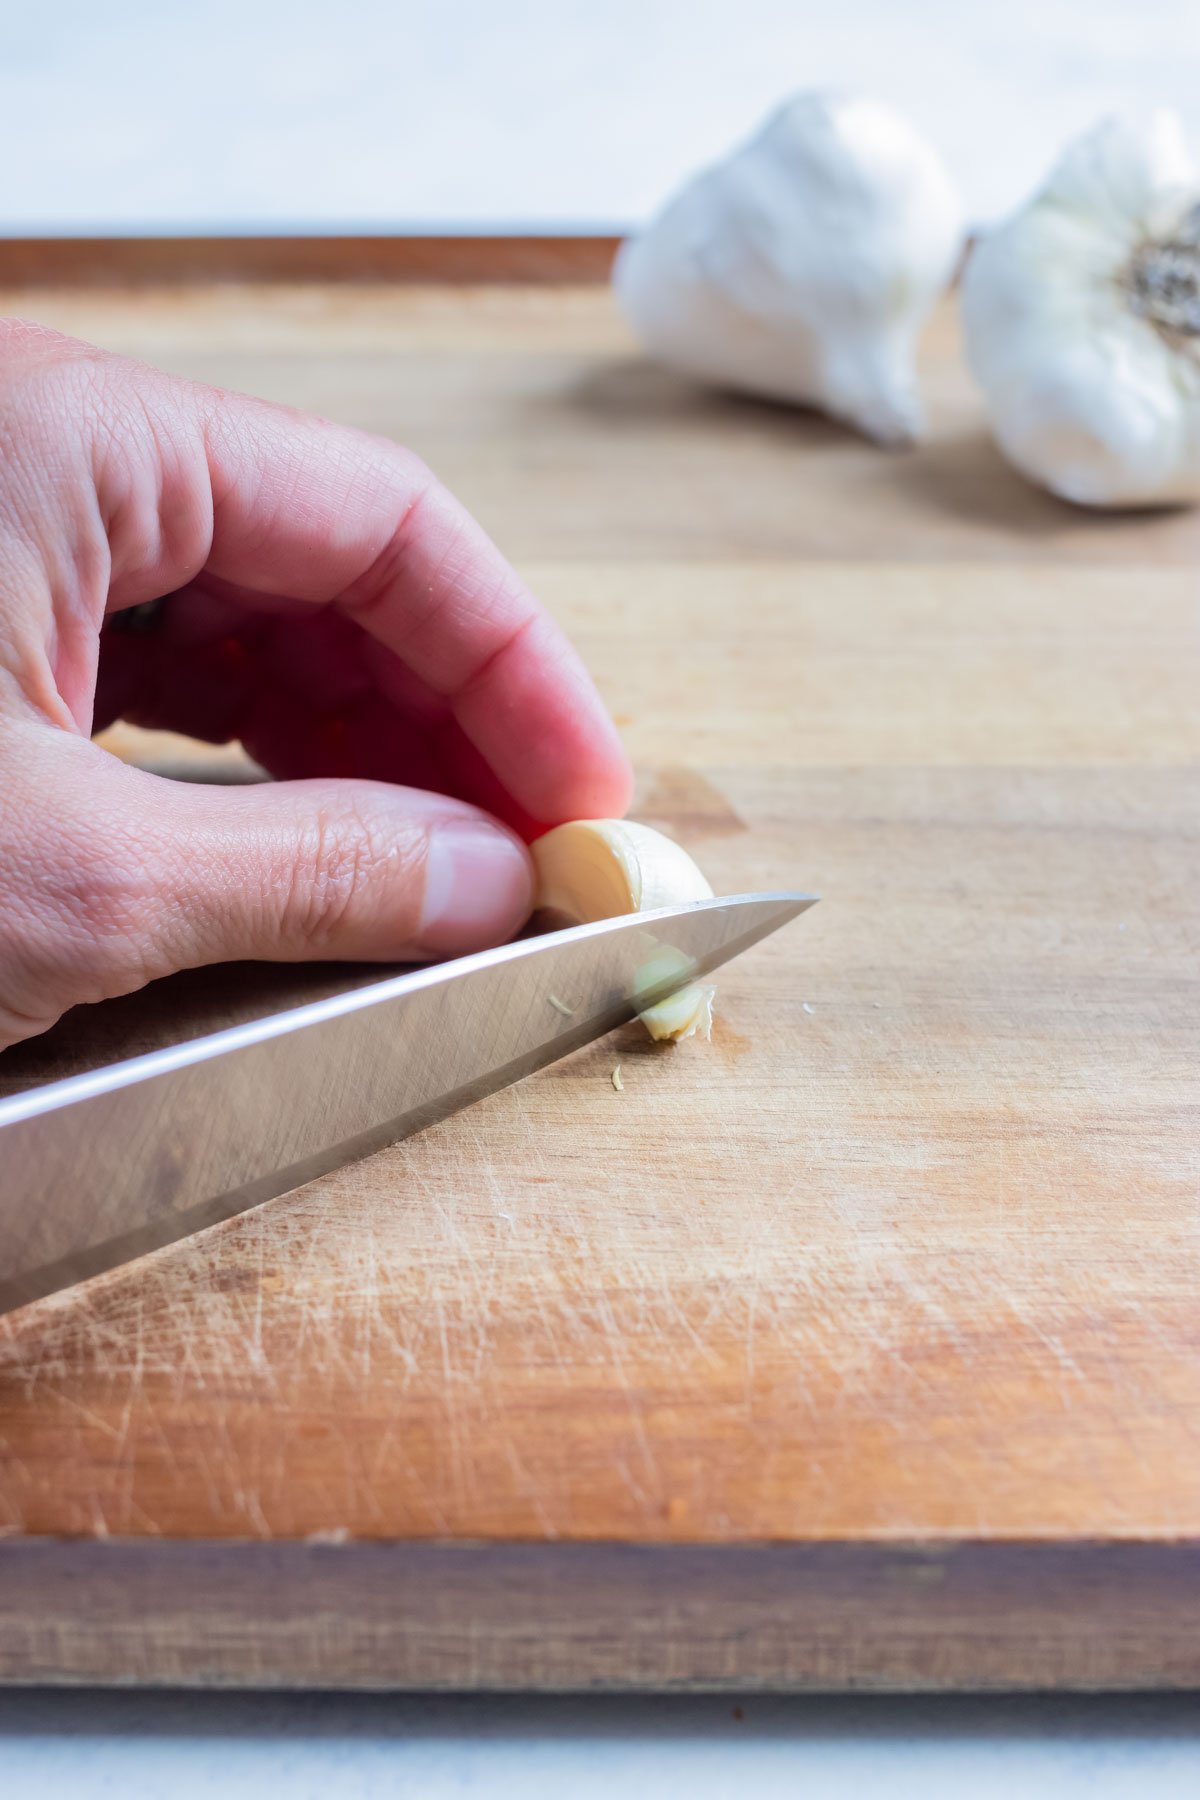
962,113,1200,508
614,93,964,444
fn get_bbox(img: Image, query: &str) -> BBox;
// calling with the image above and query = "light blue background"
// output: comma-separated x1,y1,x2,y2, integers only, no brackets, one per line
2,0,1198,230
3,1691,1200,1795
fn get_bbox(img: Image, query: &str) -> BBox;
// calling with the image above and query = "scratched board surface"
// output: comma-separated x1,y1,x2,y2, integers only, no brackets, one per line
0,283,1198,1689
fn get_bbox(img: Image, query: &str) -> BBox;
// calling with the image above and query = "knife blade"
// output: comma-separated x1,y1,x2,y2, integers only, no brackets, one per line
0,891,815,1313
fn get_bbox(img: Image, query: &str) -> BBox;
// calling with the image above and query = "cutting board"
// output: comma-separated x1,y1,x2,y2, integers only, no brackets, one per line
1,261,1198,1690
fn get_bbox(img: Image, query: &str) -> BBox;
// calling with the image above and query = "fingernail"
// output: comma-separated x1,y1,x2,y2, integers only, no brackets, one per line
419,821,534,954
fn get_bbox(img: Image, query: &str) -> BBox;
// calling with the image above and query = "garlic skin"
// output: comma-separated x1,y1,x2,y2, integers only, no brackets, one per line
613,93,964,444
532,820,717,1042
962,113,1200,508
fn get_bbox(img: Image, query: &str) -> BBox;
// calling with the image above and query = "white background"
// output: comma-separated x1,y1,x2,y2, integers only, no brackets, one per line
3,1690,1200,1796
4,0,1200,1788
1,0,1198,231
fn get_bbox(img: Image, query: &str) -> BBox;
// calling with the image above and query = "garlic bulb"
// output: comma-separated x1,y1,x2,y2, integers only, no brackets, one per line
962,113,1200,508
614,93,964,444
532,820,716,1041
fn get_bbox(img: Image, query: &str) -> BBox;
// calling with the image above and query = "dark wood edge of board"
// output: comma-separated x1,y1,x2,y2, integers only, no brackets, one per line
2,1538,1197,1690
0,235,623,287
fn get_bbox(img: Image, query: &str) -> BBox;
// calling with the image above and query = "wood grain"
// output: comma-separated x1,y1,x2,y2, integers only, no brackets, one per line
0,235,621,287
0,281,1197,1687
4,1542,1200,1691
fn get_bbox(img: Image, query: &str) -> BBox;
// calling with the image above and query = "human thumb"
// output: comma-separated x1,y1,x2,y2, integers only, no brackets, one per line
1,735,534,1047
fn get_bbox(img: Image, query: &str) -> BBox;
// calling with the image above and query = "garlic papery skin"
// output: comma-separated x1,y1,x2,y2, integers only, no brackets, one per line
613,93,964,445
962,112,1200,508
532,820,717,1042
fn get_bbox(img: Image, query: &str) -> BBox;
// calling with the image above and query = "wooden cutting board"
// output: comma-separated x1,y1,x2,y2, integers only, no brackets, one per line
1,266,1198,1690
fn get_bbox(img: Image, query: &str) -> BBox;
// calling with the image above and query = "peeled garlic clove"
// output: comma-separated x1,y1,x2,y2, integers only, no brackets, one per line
962,112,1200,508
532,820,717,1042
614,92,964,444
533,819,713,917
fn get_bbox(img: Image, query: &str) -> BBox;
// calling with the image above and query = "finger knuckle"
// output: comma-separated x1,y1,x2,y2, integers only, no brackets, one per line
0,320,100,418
0,316,78,364
280,804,423,949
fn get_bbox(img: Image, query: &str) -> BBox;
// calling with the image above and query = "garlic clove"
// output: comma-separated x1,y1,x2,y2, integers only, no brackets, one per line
533,818,714,917
532,820,716,1042
962,112,1200,508
631,947,717,1043
614,92,964,444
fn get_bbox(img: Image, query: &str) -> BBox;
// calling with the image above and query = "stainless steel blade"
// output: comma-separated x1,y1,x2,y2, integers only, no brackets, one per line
0,892,815,1312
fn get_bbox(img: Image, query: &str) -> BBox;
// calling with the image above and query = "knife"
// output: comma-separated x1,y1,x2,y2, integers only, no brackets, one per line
0,891,815,1314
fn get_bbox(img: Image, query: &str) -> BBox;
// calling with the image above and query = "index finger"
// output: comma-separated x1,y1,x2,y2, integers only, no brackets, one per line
105,362,633,828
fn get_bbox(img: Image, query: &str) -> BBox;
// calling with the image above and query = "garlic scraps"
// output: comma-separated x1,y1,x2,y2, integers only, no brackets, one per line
963,113,1200,508
614,93,963,444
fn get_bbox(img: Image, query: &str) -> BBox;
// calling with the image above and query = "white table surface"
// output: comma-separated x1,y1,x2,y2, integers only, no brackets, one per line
2,1692,1199,1796
3,0,1199,232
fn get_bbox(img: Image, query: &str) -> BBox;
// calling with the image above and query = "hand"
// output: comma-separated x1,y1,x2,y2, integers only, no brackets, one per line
0,320,631,1050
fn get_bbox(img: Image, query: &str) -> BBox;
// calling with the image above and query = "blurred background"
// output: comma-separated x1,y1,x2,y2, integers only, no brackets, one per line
3,0,1197,236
